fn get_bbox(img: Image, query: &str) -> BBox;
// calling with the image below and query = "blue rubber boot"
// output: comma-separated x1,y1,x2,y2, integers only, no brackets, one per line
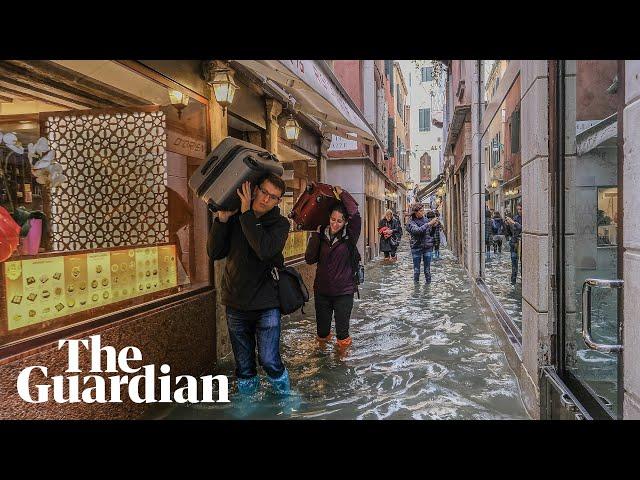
237,375,260,395
266,369,290,395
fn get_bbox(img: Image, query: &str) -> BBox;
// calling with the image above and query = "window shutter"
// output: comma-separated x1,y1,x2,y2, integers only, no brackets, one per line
511,109,520,153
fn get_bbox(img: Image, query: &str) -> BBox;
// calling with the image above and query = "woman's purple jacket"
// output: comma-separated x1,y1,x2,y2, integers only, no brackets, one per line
304,190,362,296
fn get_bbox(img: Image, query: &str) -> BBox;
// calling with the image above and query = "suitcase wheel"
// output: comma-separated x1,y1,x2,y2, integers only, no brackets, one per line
306,184,314,194
296,223,303,231
316,196,322,203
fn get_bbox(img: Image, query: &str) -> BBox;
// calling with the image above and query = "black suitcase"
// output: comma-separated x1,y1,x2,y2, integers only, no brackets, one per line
188,137,284,212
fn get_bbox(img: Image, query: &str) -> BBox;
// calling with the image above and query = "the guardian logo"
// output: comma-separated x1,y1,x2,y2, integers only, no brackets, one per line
17,335,229,404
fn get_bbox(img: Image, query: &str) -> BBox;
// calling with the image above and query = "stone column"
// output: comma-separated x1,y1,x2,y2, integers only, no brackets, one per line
623,60,640,419
265,98,283,155
319,133,332,183
208,85,231,362
520,60,552,418
470,61,482,278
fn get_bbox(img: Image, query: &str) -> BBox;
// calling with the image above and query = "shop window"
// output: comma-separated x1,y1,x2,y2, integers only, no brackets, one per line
480,59,522,335
0,61,210,347
597,187,618,246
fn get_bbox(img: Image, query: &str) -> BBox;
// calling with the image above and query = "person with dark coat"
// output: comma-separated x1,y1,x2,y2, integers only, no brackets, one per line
491,211,507,254
485,207,494,259
305,186,361,350
432,209,443,260
208,174,291,396
505,203,523,284
406,203,439,283
378,208,402,261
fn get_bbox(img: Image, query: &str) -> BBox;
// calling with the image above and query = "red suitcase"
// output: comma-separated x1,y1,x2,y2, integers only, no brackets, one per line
289,182,339,231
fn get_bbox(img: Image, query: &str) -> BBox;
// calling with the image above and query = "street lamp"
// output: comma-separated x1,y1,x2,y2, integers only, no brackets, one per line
168,89,189,119
283,114,301,142
209,67,238,113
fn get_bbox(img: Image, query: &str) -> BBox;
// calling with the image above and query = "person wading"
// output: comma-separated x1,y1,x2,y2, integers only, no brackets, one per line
432,209,443,260
505,203,523,284
208,174,291,396
406,203,439,283
378,208,402,262
305,186,362,350
491,211,507,254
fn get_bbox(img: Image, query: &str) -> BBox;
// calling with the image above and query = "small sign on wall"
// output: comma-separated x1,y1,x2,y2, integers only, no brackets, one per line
328,134,358,152
167,130,206,160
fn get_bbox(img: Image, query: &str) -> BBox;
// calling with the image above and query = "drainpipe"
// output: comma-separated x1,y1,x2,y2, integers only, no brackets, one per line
477,59,483,279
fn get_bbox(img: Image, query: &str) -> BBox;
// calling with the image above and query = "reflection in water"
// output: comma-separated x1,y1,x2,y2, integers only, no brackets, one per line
156,240,529,420
483,252,522,331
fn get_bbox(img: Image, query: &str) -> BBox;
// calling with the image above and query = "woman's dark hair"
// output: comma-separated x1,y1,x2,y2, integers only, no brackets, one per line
493,211,502,219
426,210,435,219
331,202,348,222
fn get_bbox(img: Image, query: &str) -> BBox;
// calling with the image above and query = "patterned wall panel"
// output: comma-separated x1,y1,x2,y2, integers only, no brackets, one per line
45,110,169,251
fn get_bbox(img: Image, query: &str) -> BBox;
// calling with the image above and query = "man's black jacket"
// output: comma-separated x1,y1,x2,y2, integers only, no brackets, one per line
207,207,290,311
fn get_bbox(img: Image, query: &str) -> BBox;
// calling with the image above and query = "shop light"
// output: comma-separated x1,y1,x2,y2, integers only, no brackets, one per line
168,89,190,119
283,115,301,142
210,68,238,113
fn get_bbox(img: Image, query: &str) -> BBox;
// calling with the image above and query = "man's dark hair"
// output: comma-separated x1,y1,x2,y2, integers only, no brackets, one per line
259,173,286,196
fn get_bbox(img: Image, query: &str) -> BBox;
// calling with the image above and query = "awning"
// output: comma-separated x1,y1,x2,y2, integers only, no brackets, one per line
232,60,379,146
416,174,444,201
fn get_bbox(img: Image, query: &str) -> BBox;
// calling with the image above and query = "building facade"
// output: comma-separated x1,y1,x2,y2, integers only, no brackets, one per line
399,61,445,194
326,60,405,261
440,59,640,420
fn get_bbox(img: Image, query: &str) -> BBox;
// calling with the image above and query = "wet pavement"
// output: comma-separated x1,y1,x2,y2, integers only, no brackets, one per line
155,239,530,420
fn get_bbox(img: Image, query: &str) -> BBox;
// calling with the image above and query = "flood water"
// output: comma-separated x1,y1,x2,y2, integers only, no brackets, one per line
155,240,530,420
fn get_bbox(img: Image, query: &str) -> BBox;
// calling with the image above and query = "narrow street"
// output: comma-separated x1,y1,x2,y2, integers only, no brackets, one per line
158,240,529,420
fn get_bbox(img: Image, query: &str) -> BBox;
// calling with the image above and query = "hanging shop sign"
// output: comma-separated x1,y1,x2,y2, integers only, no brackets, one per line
166,130,206,160
3,245,178,331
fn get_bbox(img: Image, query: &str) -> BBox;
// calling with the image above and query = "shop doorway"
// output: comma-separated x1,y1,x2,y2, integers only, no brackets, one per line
544,60,625,420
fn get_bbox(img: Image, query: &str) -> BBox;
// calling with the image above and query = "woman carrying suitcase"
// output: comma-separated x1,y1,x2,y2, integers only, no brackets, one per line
305,186,362,350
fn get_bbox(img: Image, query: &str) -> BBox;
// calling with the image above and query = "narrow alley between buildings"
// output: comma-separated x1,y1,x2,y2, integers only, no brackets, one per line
156,239,529,420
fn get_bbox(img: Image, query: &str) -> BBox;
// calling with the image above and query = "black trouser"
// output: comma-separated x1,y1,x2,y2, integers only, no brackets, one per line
383,246,397,258
315,293,354,340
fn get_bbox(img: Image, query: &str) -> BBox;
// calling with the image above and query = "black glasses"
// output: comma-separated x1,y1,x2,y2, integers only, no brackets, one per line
258,185,281,202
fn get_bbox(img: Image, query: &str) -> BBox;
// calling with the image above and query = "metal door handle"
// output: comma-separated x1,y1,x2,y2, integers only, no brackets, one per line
581,278,623,353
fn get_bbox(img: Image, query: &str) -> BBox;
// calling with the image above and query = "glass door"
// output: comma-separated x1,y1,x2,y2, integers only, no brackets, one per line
560,60,624,419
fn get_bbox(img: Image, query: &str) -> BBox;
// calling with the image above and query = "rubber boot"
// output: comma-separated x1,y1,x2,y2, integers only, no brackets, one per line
336,336,352,349
266,369,291,396
237,375,260,396
316,333,333,342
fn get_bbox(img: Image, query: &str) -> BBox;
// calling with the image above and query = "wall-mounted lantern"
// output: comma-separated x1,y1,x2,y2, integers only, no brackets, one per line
168,89,190,119
202,61,238,114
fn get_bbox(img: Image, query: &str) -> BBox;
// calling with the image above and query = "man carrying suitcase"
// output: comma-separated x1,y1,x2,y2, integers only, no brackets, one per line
207,174,291,396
